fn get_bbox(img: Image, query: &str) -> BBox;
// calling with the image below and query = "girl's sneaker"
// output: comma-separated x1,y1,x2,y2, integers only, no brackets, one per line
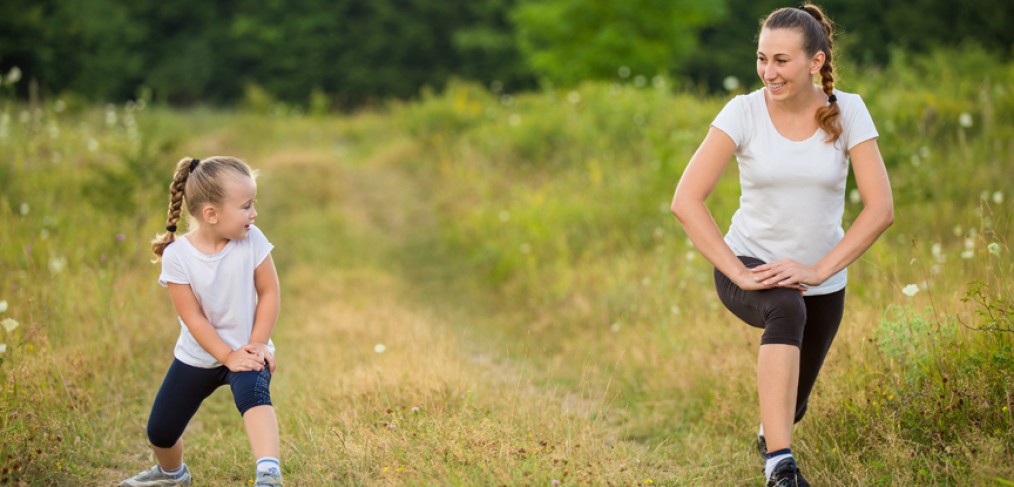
255,470,284,486
119,465,192,486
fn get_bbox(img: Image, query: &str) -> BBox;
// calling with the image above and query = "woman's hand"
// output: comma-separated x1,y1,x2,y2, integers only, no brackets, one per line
749,259,822,292
224,346,267,373
247,342,276,373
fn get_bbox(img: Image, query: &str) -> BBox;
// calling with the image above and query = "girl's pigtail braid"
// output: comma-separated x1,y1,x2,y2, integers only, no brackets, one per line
151,158,198,260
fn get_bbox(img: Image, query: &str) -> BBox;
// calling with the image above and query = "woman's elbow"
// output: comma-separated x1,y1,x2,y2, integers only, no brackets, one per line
880,204,895,229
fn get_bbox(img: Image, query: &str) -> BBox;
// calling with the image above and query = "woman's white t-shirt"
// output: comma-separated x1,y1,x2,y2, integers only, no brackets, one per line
158,224,275,368
711,88,878,296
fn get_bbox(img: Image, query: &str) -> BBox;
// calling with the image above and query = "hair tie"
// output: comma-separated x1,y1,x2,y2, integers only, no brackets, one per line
828,94,837,103
166,224,178,233
189,158,200,173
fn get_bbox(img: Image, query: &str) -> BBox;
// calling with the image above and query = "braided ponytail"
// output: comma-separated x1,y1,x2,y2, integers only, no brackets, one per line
151,158,197,259
763,3,842,143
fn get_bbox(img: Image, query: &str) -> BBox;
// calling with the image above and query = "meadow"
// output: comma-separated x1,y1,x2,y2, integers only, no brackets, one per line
1,45,1012,485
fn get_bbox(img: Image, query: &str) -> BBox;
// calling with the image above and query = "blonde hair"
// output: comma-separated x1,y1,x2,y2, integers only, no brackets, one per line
762,3,841,143
151,156,254,259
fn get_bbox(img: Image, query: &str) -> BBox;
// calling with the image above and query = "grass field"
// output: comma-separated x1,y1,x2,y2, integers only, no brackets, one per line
1,45,1013,485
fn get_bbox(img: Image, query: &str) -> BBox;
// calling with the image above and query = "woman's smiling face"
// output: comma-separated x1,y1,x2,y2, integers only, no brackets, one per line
756,27,823,102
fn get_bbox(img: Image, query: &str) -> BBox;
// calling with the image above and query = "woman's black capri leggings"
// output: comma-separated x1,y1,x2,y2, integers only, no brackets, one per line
714,256,845,423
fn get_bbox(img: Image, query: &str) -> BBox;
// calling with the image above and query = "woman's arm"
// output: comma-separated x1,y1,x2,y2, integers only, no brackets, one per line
167,283,265,371
671,127,787,292
750,138,894,286
249,254,280,372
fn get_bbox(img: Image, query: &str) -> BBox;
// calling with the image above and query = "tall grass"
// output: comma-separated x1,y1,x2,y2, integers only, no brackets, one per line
1,44,1012,485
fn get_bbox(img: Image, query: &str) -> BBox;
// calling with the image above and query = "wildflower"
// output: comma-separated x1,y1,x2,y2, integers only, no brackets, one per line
723,76,740,92
6,66,21,85
988,242,1001,256
54,99,66,113
931,243,944,262
618,66,631,79
0,344,6,354
519,243,531,254
508,114,521,127
953,225,963,237
374,343,386,354
411,406,420,414
611,322,621,333
116,233,126,242
958,112,973,128
88,138,99,152
552,480,561,486
1,317,18,332
685,250,696,262
1004,406,1009,413
49,256,67,273
652,75,666,89
0,300,6,313
993,191,1004,204
566,91,581,104
961,250,974,259
849,189,861,204
19,203,29,216
644,480,654,485
901,284,919,297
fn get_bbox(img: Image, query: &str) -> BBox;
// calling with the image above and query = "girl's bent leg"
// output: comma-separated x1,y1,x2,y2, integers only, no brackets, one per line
757,344,800,453
152,440,184,471
243,405,280,459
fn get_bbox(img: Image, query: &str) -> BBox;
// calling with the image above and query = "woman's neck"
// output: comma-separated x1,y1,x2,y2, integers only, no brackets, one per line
768,83,824,115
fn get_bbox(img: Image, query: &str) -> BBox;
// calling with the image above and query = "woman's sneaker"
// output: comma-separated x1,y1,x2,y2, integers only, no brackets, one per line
765,457,810,487
119,465,192,486
255,470,284,486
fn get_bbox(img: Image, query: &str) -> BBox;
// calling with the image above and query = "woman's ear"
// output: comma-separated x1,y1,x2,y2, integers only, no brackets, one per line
810,51,826,75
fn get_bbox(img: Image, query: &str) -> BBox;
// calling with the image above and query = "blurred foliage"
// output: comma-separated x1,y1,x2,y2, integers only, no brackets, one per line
0,0,1012,106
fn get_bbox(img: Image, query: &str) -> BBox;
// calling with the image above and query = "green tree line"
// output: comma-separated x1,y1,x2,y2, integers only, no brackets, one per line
1,0,1011,107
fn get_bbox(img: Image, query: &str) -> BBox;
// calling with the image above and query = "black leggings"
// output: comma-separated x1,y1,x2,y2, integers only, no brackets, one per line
714,256,845,423
146,358,273,448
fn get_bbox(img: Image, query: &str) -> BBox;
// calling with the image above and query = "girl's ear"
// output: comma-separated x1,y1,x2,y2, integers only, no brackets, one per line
201,204,218,225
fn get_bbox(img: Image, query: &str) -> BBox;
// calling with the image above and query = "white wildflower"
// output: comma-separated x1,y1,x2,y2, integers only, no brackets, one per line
958,112,973,128
992,191,1004,204
931,242,944,262
610,322,621,333
508,114,521,127
988,242,1001,257
901,284,919,297
498,210,510,222
618,66,631,79
0,300,6,313
6,66,21,85
0,344,6,354
1,317,18,332
374,343,386,354
566,91,581,104
849,189,861,204
723,76,740,92
961,250,974,259
88,138,99,152
519,243,531,254
19,202,29,216
49,256,66,273
685,250,696,262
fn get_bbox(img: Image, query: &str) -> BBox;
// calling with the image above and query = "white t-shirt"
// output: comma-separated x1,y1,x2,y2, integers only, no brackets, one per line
711,88,878,296
158,224,275,368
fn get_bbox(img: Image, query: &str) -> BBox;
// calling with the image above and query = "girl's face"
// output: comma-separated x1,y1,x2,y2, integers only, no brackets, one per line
211,175,258,241
756,28,824,102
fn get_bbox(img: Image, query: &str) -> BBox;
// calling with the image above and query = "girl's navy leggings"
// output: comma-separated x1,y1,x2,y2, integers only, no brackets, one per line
714,256,845,423
146,358,273,448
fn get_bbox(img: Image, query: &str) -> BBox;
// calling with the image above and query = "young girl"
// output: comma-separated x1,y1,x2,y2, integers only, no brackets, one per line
671,4,893,486
121,156,284,487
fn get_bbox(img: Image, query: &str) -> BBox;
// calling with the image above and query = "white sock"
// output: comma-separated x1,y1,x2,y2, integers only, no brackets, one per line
764,449,793,480
256,457,281,475
160,464,187,479
758,423,765,438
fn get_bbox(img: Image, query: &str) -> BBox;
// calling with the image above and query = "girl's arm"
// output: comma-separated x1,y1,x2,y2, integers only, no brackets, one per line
671,127,790,292
167,283,265,372
750,138,894,286
249,254,280,372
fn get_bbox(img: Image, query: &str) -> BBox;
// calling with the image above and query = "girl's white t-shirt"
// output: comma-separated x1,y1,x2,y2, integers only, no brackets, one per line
158,224,275,368
711,88,878,296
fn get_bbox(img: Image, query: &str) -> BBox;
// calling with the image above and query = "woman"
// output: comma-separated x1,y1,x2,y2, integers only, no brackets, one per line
670,4,893,486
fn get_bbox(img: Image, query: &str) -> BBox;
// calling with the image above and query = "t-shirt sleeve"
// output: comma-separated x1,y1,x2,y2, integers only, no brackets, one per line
248,225,275,267
843,93,879,151
710,95,747,147
158,243,189,287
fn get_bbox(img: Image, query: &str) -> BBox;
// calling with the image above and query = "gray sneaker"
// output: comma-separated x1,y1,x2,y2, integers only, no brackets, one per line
119,465,192,486
255,469,284,486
